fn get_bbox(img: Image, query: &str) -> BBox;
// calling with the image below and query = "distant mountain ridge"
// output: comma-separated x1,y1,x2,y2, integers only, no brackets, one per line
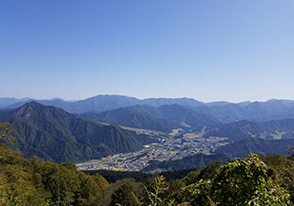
193,100,294,123
0,95,205,113
0,97,32,108
2,95,294,124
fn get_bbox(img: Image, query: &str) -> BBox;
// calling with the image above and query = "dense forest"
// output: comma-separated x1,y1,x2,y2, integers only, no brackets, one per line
1,121,294,205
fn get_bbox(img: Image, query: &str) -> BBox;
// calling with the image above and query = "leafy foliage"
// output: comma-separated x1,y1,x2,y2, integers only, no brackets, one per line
261,153,294,203
182,160,223,186
84,170,154,184
109,175,183,206
0,144,110,206
144,175,169,206
0,122,110,206
0,122,14,145
171,153,292,205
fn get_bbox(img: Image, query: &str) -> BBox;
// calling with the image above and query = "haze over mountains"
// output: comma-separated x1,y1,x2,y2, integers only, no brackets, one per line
1,95,294,169
1,95,205,113
2,95,294,123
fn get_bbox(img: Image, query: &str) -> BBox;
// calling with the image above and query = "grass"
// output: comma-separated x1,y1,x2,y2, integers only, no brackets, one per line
169,128,183,136
184,133,201,139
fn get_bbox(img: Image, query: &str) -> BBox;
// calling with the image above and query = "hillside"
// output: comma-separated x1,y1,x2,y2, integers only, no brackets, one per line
0,101,147,163
141,153,233,172
194,99,294,123
214,137,294,158
203,119,294,142
80,104,220,132
80,105,179,132
157,104,220,127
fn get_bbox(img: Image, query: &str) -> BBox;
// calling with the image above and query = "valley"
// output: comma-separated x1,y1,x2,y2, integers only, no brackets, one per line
1,96,294,173
76,127,230,172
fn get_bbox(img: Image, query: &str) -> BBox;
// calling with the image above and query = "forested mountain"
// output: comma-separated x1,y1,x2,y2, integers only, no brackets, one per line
141,153,233,172
214,137,294,158
0,101,148,163
157,104,220,127
202,119,294,142
80,104,220,132
80,105,180,132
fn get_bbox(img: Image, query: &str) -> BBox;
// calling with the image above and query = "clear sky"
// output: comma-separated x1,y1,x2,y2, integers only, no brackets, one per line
1,0,293,103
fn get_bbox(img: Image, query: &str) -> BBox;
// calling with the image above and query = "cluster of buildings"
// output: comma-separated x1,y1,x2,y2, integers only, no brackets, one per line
77,131,228,171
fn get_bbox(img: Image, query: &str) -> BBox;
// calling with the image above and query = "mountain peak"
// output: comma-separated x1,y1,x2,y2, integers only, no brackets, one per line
12,101,59,120
13,101,42,118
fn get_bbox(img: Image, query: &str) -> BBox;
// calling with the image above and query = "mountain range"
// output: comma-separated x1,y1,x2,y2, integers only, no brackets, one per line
1,95,294,167
214,137,294,158
2,95,294,123
202,119,294,142
1,95,205,113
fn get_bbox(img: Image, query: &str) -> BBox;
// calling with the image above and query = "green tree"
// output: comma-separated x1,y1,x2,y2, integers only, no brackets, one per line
0,122,14,145
261,153,294,203
0,122,109,206
92,173,109,191
0,141,46,205
144,175,169,206
171,153,292,206
110,182,143,206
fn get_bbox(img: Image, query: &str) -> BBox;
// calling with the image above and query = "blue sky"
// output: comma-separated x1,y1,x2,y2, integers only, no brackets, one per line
1,0,293,103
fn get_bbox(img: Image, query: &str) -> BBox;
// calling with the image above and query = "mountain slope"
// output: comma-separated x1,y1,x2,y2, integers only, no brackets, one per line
141,153,233,172
80,104,220,132
1,101,145,163
157,104,220,127
214,137,294,158
141,97,205,107
194,99,294,123
80,105,180,132
203,119,294,142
